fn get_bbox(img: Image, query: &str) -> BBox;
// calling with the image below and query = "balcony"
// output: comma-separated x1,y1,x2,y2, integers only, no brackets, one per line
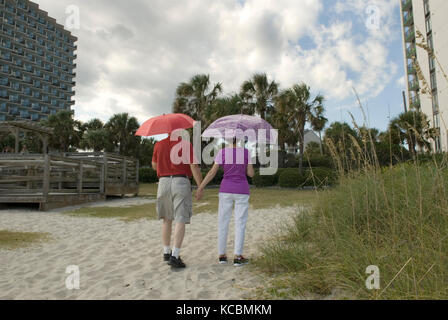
9,107,19,116
406,46,416,59
31,103,41,111
405,29,415,43
403,12,414,26
0,102,8,112
409,80,419,91
410,97,421,109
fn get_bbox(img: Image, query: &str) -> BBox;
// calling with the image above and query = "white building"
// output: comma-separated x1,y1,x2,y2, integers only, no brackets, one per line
400,0,448,152
286,130,321,154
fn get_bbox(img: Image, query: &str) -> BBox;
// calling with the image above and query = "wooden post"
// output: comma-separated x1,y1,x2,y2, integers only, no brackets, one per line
135,159,139,196
99,163,105,194
103,153,108,194
43,154,50,198
78,161,83,194
122,157,127,184
135,159,139,185
14,128,19,153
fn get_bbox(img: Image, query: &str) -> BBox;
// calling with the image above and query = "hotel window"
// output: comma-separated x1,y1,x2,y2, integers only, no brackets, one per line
435,137,441,153
430,72,437,90
434,114,440,129
12,82,20,91
21,98,30,107
425,17,432,34
427,34,433,50
432,93,439,113
424,0,430,16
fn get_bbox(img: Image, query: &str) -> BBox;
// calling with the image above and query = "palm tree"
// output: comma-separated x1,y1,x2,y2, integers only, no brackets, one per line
105,113,141,157
80,119,109,152
173,74,223,128
271,93,297,167
389,110,437,157
208,94,254,121
280,83,325,174
42,110,83,153
240,73,279,120
310,105,328,155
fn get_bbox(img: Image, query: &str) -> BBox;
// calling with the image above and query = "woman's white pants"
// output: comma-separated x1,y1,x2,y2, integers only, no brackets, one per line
218,193,250,256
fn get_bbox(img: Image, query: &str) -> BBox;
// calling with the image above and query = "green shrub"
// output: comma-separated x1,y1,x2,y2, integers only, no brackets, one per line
285,154,298,168
253,170,277,187
278,168,305,188
303,154,334,169
304,167,337,187
139,167,158,183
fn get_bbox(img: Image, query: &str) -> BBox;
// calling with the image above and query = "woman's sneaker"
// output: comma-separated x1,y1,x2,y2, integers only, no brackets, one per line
233,256,249,267
163,253,171,262
219,256,228,264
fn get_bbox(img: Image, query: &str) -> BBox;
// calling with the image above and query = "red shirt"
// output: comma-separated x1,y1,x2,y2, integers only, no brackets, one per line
152,137,195,178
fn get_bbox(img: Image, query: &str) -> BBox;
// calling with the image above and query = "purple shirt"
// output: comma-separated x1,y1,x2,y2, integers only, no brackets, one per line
215,147,250,195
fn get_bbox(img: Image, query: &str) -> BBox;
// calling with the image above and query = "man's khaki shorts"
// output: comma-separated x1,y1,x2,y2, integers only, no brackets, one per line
156,177,193,224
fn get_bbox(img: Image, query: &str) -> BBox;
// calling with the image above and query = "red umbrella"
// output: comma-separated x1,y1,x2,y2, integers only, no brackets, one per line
135,113,195,137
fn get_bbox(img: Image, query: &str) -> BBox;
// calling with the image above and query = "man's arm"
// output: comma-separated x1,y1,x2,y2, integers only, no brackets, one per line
190,164,203,187
152,161,157,171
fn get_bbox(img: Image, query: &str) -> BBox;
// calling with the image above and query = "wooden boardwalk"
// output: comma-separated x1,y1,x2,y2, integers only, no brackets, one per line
0,153,139,210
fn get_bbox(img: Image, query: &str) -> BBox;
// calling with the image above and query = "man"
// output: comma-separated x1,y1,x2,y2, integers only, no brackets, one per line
152,132,202,269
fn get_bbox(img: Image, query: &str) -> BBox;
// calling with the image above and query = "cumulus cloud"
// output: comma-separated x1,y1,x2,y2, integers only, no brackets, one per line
35,0,399,124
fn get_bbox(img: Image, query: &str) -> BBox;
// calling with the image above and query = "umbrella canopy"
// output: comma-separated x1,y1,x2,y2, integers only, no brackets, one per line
202,114,275,143
135,113,195,137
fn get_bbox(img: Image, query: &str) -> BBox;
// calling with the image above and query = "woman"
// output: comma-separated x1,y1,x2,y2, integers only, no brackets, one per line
196,138,254,266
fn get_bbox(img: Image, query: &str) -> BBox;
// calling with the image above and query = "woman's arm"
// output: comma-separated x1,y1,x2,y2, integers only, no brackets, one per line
196,163,220,200
246,163,254,178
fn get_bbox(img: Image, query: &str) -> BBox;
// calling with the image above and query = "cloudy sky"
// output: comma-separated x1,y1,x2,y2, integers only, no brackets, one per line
36,0,406,132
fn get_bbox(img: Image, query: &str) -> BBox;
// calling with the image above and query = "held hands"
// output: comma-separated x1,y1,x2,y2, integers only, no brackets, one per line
196,187,204,201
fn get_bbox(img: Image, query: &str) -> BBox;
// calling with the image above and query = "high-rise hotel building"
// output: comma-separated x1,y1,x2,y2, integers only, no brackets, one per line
0,0,77,122
400,0,448,152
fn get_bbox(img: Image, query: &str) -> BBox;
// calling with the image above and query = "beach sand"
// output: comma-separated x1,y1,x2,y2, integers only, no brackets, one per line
0,199,296,300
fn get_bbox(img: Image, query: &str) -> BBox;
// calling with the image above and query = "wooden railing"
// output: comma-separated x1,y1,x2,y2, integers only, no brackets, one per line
0,154,104,197
63,152,139,187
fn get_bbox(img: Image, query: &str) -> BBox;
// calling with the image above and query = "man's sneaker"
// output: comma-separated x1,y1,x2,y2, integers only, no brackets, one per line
163,253,171,262
219,256,228,264
169,256,186,269
233,256,249,267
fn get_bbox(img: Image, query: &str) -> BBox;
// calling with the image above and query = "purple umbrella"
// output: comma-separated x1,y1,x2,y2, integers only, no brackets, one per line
202,114,276,144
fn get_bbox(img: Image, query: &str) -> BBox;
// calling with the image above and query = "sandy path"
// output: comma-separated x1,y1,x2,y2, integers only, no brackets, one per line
0,201,297,300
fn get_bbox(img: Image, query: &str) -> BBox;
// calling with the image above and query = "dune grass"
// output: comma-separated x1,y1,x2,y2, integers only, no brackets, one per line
64,183,318,222
0,230,51,250
253,160,448,300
